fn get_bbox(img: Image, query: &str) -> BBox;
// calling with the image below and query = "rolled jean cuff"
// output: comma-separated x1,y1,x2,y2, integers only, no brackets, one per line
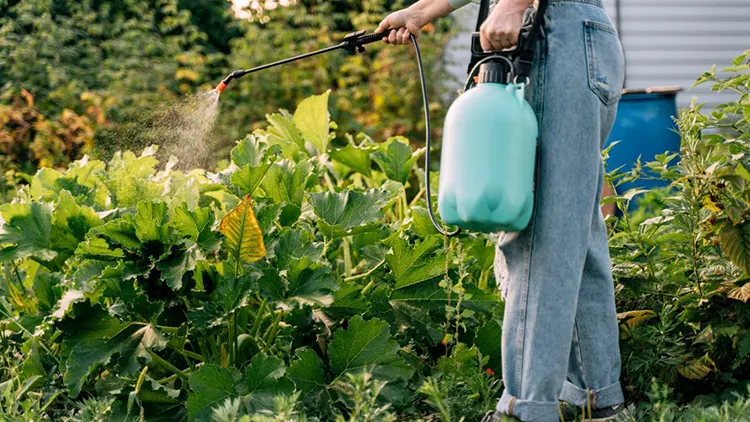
496,391,560,422
559,380,624,409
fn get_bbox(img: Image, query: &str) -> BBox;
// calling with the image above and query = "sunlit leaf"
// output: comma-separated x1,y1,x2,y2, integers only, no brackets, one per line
134,201,169,243
371,137,424,184
617,309,657,330
219,195,266,264
384,235,445,289
308,189,389,238
293,90,330,154
0,202,56,262
727,283,750,302
329,136,375,176
719,222,750,273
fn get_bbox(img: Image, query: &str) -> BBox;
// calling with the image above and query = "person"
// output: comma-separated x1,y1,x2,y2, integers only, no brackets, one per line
376,0,627,421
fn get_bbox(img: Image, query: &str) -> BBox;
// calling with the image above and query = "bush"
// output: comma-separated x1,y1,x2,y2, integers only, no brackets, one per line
0,90,106,201
607,50,750,402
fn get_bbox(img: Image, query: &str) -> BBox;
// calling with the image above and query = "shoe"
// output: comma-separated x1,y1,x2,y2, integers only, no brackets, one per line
559,402,630,421
480,410,521,422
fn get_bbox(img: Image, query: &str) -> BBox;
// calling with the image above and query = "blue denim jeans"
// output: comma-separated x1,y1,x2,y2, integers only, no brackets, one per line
492,0,626,420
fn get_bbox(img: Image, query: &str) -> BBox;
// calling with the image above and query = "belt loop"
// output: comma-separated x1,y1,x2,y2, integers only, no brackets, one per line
592,390,597,410
509,397,517,416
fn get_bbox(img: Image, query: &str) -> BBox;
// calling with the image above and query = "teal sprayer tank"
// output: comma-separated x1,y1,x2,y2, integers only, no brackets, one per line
438,62,538,233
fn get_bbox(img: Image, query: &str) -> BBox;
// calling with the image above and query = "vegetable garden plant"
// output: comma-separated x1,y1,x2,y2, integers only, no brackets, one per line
1,50,749,421
0,90,503,421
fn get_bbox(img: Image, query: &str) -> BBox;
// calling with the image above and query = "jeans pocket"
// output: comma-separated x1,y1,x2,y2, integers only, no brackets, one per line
583,20,625,106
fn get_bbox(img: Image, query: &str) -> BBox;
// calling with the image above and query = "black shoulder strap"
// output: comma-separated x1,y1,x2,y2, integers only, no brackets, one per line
514,0,548,78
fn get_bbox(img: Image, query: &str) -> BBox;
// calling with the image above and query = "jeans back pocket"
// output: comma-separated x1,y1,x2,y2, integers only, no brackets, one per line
583,20,625,106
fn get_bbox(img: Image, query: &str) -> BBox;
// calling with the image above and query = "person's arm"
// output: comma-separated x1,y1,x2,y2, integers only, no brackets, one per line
374,0,458,45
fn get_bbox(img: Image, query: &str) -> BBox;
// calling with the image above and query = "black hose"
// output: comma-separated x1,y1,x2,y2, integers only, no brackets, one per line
411,33,461,237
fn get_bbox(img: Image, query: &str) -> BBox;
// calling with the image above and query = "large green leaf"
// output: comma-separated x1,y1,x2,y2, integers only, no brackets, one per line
172,204,219,253
74,238,125,261
230,136,280,197
64,322,166,397
286,257,337,305
288,348,327,394
371,137,424,184
231,135,272,167
390,279,499,312
51,190,102,252
186,364,241,420
293,90,330,154
474,319,503,376
134,201,170,243
329,135,375,176
156,242,204,290
267,110,305,154
231,163,273,198
720,221,750,273
326,281,371,320
308,189,389,238
219,195,266,264
95,214,141,250
260,160,313,209
0,202,56,262
240,353,294,412
270,228,323,270
216,271,261,314
384,235,446,289
328,315,413,382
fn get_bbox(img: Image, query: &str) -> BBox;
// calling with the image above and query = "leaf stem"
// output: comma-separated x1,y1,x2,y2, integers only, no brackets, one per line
157,367,193,384
343,237,353,278
344,259,385,283
251,298,268,338
146,349,189,381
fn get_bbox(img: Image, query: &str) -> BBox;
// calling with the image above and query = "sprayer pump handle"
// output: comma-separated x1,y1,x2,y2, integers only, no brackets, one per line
342,28,394,53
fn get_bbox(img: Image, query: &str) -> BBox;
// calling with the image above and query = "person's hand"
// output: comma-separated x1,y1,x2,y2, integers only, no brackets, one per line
479,4,526,51
375,6,427,45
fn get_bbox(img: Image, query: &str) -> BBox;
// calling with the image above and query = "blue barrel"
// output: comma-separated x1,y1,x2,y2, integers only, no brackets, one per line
605,86,683,200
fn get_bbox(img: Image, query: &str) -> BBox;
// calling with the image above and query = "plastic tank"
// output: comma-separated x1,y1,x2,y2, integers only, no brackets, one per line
438,62,538,233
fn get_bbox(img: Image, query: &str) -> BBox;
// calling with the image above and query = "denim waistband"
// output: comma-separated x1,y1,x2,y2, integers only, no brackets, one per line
547,0,605,8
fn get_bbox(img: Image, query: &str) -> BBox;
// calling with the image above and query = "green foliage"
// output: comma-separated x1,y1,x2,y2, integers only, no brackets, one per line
0,93,501,421
607,50,750,402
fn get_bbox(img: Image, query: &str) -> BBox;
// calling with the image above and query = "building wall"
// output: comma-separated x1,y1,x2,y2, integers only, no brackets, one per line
445,0,750,109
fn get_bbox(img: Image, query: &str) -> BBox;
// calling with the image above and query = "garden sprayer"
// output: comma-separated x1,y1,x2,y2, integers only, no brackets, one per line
216,0,546,236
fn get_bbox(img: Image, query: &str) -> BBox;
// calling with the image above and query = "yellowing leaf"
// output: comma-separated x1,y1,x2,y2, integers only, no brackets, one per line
219,195,266,264
617,310,656,330
702,196,721,213
677,359,713,380
719,222,750,273
728,282,750,302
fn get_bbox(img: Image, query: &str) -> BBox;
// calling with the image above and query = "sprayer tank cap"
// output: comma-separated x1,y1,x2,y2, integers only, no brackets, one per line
477,61,510,84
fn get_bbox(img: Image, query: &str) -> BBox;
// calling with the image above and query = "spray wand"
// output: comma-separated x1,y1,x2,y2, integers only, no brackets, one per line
215,29,460,237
